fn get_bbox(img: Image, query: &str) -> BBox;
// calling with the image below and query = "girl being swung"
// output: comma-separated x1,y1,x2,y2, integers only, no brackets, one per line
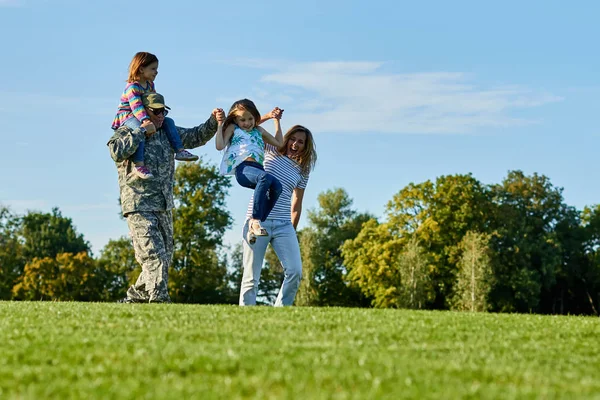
216,99,284,243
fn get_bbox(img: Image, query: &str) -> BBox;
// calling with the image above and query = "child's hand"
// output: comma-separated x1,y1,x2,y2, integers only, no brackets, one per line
270,107,284,120
213,108,225,124
141,119,156,136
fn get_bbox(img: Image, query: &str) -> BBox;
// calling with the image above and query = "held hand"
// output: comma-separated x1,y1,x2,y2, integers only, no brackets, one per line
213,108,226,124
141,119,157,136
270,107,284,120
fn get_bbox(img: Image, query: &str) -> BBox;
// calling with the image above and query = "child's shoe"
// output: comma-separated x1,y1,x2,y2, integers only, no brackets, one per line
247,219,268,245
134,165,153,179
175,149,199,161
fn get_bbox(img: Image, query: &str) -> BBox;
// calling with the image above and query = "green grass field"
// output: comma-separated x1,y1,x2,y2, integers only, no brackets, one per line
0,303,599,399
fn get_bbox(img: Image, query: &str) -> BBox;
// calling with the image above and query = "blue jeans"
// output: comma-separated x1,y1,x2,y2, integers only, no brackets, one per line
235,161,282,221
124,117,183,164
240,219,302,306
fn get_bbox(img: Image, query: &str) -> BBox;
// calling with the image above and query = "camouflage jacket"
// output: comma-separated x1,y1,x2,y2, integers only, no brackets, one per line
107,115,218,215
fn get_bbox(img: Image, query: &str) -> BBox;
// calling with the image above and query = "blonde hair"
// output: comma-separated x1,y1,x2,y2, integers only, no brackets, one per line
278,125,317,175
127,52,158,83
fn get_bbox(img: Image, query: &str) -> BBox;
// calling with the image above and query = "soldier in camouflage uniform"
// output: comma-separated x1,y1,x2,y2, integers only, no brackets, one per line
107,92,224,303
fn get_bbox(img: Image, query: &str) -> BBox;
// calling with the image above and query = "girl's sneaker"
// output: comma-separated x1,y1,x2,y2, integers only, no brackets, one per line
175,149,199,161
134,165,153,179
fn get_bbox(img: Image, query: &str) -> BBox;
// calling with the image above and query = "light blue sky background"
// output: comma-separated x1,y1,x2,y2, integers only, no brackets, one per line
1,0,598,254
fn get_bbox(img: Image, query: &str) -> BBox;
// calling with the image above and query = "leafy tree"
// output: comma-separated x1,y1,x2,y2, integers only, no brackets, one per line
296,188,372,307
0,206,24,299
169,248,233,303
397,237,432,309
488,171,565,312
1,206,90,300
97,236,138,301
296,229,318,306
559,205,600,315
12,252,102,301
451,231,492,312
226,243,244,303
378,174,494,308
20,208,90,260
343,219,404,308
169,159,234,303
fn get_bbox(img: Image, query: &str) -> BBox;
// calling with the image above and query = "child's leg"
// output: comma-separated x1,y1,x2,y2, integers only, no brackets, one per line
163,117,184,152
235,162,259,190
123,118,145,165
123,118,152,179
264,176,282,220
163,117,198,161
235,161,279,222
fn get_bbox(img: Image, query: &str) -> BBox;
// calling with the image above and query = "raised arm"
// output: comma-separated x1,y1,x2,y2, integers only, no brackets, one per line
258,118,283,148
107,120,154,162
258,107,283,125
291,187,305,229
216,123,235,151
179,109,222,149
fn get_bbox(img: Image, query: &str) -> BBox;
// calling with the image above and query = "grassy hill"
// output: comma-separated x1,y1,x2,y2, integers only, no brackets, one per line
1,302,599,399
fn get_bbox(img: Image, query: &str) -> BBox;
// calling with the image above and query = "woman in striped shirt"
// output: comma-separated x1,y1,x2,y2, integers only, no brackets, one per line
239,117,318,306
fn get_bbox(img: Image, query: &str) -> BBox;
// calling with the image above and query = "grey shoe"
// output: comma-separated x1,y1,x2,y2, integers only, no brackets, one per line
175,150,199,161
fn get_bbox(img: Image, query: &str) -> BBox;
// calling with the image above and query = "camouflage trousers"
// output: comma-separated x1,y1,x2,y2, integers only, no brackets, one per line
125,210,173,303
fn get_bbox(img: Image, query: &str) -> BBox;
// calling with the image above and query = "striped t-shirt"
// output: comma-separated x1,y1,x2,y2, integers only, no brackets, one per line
246,144,309,221
111,81,155,129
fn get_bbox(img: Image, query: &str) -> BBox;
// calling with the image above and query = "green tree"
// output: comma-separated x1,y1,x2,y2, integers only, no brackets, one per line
451,231,492,312
397,237,432,309
226,243,244,303
489,171,566,312
383,174,494,308
169,159,234,303
12,252,103,301
343,219,404,308
296,188,372,307
20,208,90,260
563,205,600,315
97,236,138,301
1,206,91,300
297,229,318,306
0,206,24,299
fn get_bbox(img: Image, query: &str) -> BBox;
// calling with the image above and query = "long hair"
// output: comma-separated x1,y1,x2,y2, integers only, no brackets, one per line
223,99,261,132
278,125,317,176
127,52,159,83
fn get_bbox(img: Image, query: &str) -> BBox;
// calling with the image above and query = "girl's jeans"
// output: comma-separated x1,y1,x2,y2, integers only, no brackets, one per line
235,160,282,221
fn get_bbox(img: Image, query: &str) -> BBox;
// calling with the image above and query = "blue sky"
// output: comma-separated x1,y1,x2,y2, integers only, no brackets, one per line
1,0,598,254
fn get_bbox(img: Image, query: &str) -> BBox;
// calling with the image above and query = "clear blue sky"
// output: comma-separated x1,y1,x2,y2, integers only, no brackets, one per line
1,0,598,254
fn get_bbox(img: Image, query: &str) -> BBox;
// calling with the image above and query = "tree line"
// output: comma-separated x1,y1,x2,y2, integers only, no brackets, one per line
1,161,599,315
